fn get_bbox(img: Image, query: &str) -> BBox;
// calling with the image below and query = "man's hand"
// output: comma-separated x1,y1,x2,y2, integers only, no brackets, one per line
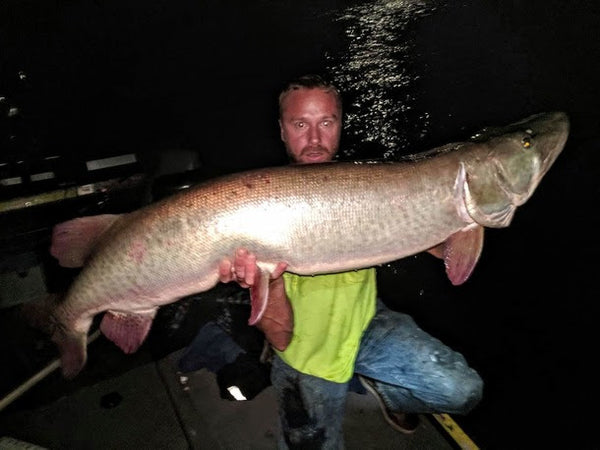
219,248,287,287
218,248,292,351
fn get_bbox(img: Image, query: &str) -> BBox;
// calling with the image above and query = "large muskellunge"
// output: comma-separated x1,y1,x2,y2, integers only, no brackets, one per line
26,111,569,378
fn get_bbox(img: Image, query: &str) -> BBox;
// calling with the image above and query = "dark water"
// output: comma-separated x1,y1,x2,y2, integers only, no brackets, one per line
2,1,599,448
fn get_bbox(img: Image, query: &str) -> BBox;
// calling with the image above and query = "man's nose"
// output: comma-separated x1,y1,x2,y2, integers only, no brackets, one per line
308,126,320,144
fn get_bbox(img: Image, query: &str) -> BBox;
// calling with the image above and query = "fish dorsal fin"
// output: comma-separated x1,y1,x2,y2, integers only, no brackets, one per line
100,309,156,354
50,214,122,267
443,225,485,285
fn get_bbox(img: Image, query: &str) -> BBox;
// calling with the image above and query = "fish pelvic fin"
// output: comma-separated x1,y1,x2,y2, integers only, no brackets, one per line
443,225,485,285
50,214,121,268
247,266,293,351
248,267,270,326
100,309,156,354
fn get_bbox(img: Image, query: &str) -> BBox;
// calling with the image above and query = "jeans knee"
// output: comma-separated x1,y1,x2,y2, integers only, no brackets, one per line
450,372,484,414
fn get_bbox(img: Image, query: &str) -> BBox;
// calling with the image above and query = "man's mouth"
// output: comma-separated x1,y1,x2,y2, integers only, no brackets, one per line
302,148,328,161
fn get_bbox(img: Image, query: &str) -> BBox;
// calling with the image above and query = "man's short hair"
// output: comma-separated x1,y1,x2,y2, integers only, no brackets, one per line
278,74,342,118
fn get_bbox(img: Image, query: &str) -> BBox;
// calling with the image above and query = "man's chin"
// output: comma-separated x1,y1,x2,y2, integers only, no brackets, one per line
300,152,331,164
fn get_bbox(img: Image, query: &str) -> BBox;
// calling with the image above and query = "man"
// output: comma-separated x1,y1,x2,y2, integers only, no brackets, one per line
219,74,483,449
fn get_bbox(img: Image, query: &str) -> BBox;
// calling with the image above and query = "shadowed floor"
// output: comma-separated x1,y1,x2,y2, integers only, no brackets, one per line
0,340,458,450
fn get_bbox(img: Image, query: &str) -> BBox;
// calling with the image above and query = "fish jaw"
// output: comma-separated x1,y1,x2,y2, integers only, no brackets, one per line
461,111,569,228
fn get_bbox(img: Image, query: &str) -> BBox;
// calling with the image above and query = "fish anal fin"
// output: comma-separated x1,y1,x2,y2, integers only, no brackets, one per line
100,309,155,354
50,214,121,268
443,225,485,285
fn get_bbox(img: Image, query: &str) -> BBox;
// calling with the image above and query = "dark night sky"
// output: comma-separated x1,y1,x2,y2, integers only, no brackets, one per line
1,0,343,173
2,1,599,169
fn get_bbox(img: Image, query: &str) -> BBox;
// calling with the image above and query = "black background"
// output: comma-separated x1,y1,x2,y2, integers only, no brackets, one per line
2,1,599,448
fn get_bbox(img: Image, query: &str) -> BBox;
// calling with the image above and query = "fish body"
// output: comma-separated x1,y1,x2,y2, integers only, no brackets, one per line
38,111,569,378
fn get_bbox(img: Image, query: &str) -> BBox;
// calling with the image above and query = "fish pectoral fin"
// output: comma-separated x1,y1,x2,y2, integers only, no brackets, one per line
426,243,445,259
443,225,485,285
247,267,270,326
100,309,156,354
50,214,122,267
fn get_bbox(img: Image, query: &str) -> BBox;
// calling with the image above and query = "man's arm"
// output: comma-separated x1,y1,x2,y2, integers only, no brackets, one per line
219,249,292,351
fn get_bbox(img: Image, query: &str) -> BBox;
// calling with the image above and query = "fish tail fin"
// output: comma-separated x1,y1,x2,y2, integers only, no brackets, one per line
100,310,156,354
50,214,121,268
20,293,88,378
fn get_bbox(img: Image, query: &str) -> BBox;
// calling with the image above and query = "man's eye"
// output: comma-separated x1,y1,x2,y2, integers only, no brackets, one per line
295,122,305,128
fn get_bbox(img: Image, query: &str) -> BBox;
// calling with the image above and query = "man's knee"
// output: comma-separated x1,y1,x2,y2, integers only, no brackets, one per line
449,372,484,414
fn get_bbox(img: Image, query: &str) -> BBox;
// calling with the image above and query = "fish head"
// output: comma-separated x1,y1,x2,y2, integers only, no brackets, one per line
460,111,570,227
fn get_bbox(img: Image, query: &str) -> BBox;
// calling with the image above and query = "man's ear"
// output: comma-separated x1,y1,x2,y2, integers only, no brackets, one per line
279,119,286,142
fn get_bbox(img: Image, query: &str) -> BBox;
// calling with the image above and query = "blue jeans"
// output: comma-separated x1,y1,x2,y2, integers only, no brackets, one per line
270,300,483,449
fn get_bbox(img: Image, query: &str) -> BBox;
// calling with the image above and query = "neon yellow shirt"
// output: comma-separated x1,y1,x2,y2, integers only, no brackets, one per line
275,268,377,383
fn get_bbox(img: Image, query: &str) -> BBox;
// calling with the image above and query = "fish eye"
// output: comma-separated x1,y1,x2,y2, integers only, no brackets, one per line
522,136,532,148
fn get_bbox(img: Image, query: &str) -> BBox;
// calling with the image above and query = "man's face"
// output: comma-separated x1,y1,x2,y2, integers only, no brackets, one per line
279,88,341,164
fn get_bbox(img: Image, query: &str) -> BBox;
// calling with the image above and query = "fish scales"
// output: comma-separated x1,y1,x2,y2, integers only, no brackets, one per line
83,161,460,298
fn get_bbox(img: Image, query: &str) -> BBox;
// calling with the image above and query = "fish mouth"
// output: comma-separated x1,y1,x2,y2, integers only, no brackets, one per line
539,111,570,169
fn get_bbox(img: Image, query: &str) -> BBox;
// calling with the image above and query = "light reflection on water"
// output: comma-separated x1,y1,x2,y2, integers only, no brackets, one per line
326,0,442,160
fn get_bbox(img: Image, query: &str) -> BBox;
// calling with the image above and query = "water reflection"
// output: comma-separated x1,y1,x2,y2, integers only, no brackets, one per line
326,0,441,159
